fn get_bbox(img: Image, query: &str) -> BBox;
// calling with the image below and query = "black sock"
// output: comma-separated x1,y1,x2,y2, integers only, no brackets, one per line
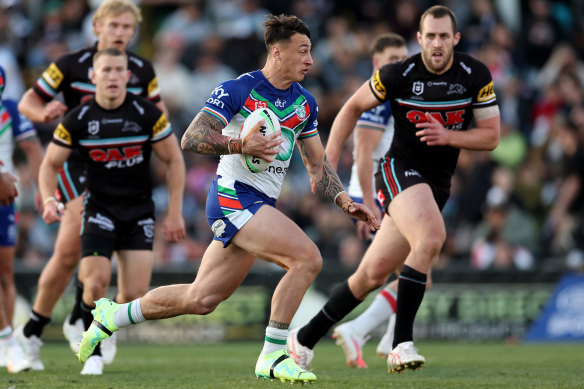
297,280,362,349
69,277,84,324
393,265,427,348
81,300,101,356
22,310,51,338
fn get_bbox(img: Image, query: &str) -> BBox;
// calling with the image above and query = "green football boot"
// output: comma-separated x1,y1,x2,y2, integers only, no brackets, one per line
78,298,120,363
255,349,316,383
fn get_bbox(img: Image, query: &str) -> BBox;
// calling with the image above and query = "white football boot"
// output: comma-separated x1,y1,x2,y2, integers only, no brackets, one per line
63,314,84,354
6,341,32,373
101,331,118,365
286,328,314,370
81,355,104,375
376,314,395,358
387,341,425,373
14,326,44,371
332,321,369,368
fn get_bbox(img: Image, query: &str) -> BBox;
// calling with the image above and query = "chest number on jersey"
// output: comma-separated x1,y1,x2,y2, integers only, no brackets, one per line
89,146,144,168
406,110,466,130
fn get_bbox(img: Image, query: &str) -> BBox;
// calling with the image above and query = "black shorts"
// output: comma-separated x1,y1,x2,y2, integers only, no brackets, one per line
375,157,450,213
81,194,155,258
56,153,87,204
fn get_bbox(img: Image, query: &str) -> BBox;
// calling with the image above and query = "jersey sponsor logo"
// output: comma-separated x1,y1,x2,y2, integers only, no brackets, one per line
412,81,424,95
211,219,226,238
88,145,144,169
404,169,421,178
371,70,386,100
148,77,159,97
207,85,229,109
88,120,99,135
275,98,286,108
54,123,72,145
43,63,64,89
255,101,267,109
138,217,155,238
88,212,115,231
377,188,386,206
153,114,169,138
459,61,472,74
447,84,466,95
428,81,447,86
477,81,495,102
406,109,466,129
102,118,123,124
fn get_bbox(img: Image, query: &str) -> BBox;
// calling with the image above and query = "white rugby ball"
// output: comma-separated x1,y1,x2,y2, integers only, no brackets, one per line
239,107,280,173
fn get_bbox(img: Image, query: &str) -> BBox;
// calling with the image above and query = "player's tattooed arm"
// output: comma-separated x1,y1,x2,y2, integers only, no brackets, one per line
180,111,231,155
298,140,345,203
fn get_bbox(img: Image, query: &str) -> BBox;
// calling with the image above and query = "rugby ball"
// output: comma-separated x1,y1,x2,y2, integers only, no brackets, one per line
239,108,280,173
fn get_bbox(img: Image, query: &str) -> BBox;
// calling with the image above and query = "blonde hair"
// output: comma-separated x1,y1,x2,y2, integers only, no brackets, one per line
92,0,142,34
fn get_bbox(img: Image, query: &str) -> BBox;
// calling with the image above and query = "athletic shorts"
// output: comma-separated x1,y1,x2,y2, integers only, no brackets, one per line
0,203,17,247
206,176,276,248
56,159,87,204
81,194,155,258
375,157,450,213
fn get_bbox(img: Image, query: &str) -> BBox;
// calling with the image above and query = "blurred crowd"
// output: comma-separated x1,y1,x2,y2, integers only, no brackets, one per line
2,0,584,273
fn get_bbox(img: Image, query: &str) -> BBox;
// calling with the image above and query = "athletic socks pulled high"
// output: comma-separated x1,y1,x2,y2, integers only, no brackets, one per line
297,280,362,349
392,265,427,348
23,310,51,338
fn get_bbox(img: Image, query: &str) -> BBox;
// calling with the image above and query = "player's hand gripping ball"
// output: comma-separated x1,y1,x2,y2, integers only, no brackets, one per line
238,108,280,173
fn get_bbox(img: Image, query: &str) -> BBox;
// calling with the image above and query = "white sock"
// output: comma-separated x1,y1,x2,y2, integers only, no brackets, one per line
0,326,12,338
350,286,397,337
113,298,146,328
0,326,17,347
260,326,288,356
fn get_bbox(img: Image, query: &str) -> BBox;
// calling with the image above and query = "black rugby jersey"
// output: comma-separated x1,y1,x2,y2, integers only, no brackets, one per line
369,52,497,186
34,43,161,108
51,94,172,201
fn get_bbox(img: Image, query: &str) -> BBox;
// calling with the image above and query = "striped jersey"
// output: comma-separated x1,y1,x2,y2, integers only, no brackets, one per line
203,70,319,199
51,94,171,201
347,101,394,198
369,52,497,186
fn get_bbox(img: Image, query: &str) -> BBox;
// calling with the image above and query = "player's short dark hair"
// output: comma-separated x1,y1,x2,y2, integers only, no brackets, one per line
419,5,458,34
93,47,128,66
263,14,311,50
370,33,407,56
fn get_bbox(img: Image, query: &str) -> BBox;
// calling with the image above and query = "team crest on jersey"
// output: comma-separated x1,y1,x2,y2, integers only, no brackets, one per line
447,84,466,95
412,81,424,95
294,105,306,119
255,101,267,109
87,120,99,135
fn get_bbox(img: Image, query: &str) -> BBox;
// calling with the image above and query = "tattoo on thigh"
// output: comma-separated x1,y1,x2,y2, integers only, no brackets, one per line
268,320,289,329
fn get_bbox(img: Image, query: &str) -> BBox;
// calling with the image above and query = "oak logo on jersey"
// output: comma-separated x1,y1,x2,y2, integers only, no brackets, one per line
89,145,144,169
88,120,99,135
370,70,386,100
43,63,64,89
406,109,466,130
412,81,424,95
152,114,169,137
477,81,495,102
54,123,72,145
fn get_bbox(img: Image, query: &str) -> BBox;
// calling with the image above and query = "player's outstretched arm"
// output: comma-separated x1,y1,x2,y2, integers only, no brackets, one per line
39,142,70,224
326,81,381,168
297,136,380,230
152,133,186,242
18,89,67,123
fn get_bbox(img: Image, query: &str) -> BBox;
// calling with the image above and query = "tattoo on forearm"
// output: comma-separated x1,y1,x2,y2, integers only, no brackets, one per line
316,155,345,203
181,112,229,155
268,320,289,329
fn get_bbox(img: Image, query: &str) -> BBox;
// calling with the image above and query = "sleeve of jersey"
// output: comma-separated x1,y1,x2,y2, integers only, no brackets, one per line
151,112,173,142
368,65,392,102
144,63,161,103
356,103,391,131
4,99,37,141
472,62,497,108
200,79,242,127
52,119,74,149
33,58,67,102
298,94,319,139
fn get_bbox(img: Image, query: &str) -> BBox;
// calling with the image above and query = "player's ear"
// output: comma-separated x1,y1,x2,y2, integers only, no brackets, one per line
272,44,281,61
453,32,461,46
416,31,422,46
90,69,96,85
126,70,132,82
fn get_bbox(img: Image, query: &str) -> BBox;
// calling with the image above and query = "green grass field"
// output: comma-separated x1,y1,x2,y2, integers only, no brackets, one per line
2,340,583,388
